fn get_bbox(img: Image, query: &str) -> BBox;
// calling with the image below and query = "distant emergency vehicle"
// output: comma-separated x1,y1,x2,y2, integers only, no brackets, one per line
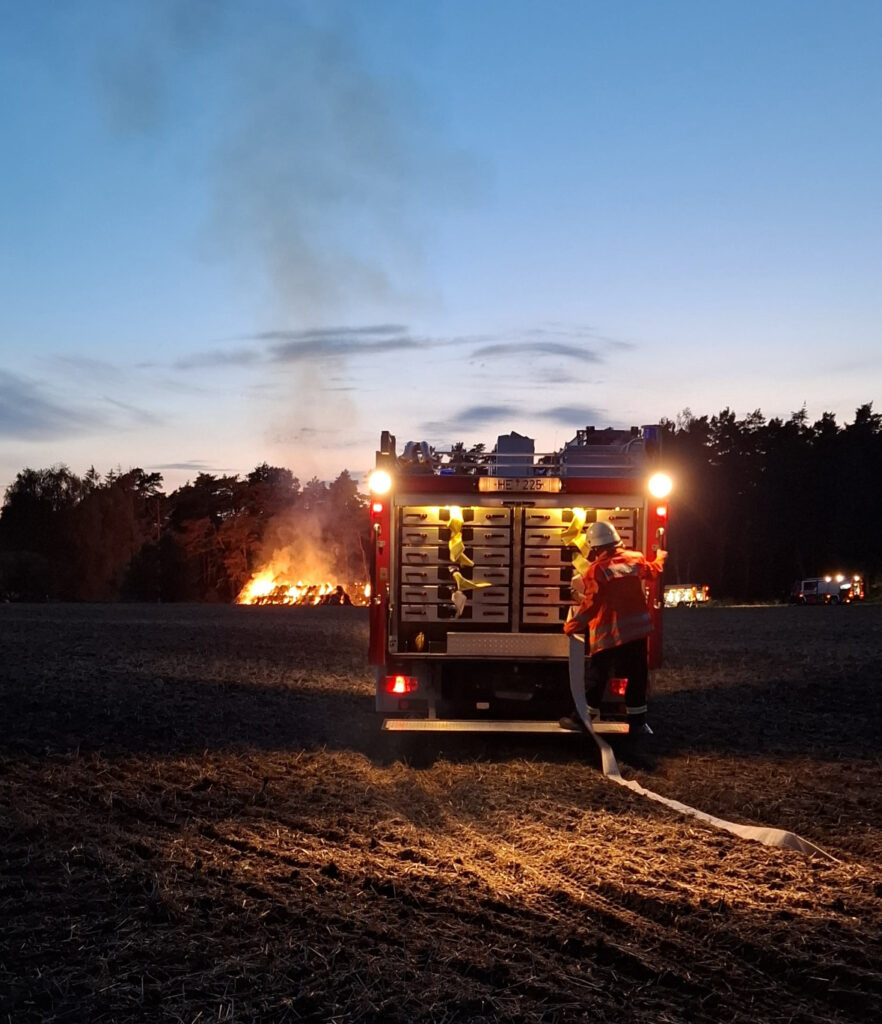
790,575,864,605
664,584,710,608
366,426,671,735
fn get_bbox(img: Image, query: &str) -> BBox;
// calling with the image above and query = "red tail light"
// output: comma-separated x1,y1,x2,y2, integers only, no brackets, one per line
384,674,419,695
609,677,628,697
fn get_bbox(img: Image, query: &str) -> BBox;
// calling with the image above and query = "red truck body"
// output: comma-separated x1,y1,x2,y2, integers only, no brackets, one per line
367,426,670,733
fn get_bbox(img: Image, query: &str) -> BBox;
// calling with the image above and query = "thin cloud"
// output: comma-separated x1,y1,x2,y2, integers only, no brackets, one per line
536,406,608,426
251,324,408,343
523,323,636,349
421,404,523,438
170,321,628,406
176,324,421,370
259,323,418,362
469,323,636,360
174,348,262,371
0,371,103,440
101,396,162,427
269,333,420,363
454,404,523,425
470,341,603,361
176,321,625,374
151,461,217,471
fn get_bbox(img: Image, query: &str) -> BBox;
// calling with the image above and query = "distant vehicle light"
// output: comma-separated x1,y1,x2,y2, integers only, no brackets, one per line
369,469,392,494
648,472,673,498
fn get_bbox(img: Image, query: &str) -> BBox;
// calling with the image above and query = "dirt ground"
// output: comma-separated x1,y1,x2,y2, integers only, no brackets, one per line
1,602,881,1024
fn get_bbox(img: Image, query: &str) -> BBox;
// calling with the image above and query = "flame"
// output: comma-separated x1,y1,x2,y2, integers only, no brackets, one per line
236,569,369,606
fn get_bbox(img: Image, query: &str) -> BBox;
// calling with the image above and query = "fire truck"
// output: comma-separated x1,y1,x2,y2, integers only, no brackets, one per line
367,426,672,736
790,575,864,605
664,583,710,608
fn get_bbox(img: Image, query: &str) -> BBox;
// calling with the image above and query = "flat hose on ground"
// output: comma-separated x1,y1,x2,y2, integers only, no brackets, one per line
568,634,838,861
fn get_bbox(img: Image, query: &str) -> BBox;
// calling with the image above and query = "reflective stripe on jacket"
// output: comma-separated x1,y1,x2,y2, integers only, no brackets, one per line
563,548,664,654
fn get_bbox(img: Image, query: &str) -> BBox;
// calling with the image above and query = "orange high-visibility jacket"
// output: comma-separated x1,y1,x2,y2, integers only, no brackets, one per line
563,548,666,654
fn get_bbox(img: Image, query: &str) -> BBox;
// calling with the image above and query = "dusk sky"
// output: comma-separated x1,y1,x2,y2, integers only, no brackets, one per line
2,0,880,496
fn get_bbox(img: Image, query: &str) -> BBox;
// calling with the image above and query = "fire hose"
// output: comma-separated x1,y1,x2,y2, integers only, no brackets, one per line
567,634,837,861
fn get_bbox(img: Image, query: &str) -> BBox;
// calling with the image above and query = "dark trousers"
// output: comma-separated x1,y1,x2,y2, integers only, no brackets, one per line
585,638,649,717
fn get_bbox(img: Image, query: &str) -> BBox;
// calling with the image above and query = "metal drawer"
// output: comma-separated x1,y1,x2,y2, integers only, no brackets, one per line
401,506,446,526
521,606,565,625
400,585,509,606
401,565,510,586
523,547,571,567
401,546,446,565
524,527,566,546
523,508,575,528
469,547,511,566
523,566,573,585
473,566,510,584
401,603,510,623
400,565,450,585
605,511,636,548
464,526,510,546
400,585,448,604
400,506,512,527
467,508,511,526
401,526,444,546
522,586,568,606
400,545,511,568
400,524,511,548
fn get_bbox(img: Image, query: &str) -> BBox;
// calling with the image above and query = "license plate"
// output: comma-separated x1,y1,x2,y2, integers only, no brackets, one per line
478,477,562,493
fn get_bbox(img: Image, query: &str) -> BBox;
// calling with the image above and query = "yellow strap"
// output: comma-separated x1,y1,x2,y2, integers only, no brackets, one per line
447,505,475,567
572,551,591,575
561,507,587,544
451,570,491,592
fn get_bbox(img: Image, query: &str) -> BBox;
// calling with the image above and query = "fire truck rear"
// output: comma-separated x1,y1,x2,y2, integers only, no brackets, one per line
367,426,672,735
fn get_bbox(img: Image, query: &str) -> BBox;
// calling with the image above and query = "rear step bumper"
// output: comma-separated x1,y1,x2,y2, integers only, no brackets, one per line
382,718,630,734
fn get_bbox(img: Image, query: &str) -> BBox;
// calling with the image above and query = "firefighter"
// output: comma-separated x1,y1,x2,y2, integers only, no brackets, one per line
560,521,666,734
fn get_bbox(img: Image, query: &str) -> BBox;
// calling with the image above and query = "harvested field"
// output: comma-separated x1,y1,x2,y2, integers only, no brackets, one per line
1,602,881,1024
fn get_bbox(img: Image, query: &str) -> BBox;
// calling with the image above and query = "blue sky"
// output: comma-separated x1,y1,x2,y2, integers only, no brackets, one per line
2,0,880,495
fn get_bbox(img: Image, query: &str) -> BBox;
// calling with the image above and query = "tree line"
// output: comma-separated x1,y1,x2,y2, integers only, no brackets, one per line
0,464,369,603
1,402,879,603
660,403,881,601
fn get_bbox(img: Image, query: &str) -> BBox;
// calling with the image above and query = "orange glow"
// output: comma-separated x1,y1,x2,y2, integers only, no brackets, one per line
236,569,369,606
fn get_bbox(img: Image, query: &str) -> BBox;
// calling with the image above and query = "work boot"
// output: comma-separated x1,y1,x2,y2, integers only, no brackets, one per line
626,713,653,736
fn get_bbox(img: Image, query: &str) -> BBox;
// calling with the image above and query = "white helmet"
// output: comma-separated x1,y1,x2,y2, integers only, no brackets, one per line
585,521,622,550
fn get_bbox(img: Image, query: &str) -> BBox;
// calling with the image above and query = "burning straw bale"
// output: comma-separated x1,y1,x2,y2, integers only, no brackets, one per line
1,603,882,1023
